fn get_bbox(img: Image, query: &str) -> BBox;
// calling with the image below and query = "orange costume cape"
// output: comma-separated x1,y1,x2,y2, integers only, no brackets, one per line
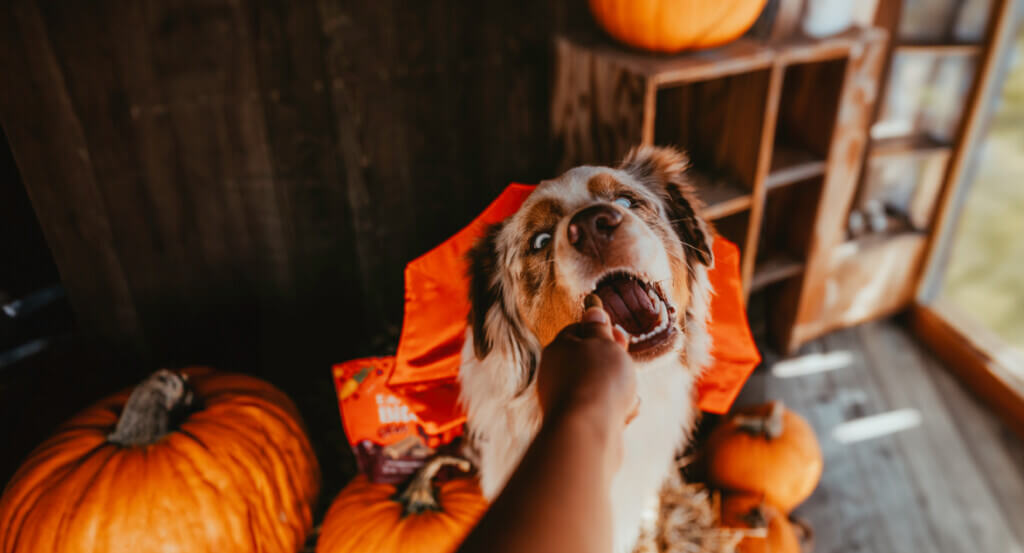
334,184,760,482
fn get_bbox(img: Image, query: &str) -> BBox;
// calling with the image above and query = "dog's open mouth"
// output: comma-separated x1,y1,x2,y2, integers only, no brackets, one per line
591,272,677,356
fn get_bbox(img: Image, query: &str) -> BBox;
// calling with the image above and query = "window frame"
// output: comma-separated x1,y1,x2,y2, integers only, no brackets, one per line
912,0,1024,435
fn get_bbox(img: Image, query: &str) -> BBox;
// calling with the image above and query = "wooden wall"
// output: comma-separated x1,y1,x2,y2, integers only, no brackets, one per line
0,0,589,495
0,129,58,299
0,0,594,363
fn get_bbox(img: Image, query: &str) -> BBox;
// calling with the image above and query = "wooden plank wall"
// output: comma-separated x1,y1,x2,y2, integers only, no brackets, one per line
0,0,589,367
0,0,592,497
0,129,59,299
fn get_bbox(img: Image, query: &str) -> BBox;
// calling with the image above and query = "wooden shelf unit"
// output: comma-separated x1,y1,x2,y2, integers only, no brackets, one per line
552,27,887,352
784,0,1008,352
554,0,1009,355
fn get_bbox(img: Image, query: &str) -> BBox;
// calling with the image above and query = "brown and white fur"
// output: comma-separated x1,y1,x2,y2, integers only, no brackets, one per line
459,146,715,553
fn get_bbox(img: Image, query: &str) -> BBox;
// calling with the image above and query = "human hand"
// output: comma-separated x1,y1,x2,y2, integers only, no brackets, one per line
535,298,638,427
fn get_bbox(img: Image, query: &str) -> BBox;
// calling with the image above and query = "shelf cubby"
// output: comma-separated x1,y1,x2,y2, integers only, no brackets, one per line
767,144,827,191
751,254,805,293
873,49,979,143
713,210,751,255
752,177,821,292
768,58,847,192
898,0,994,44
857,147,951,232
690,170,752,221
655,69,772,195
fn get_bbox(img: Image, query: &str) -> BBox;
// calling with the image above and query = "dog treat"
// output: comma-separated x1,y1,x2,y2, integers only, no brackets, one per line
333,358,465,484
584,293,604,311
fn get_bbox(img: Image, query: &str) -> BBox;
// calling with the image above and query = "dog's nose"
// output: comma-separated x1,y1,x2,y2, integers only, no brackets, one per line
567,204,623,255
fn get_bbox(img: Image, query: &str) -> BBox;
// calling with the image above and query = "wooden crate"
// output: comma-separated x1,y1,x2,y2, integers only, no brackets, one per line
551,27,888,352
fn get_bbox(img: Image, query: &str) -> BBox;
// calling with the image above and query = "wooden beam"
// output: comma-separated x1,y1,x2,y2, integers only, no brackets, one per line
782,31,890,352
765,144,827,190
909,301,1024,439
0,1,145,351
742,63,786,298
750,254,804,292
896,42,984,55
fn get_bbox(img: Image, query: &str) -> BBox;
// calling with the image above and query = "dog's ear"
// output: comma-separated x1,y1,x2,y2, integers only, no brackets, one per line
467,223,504,358
466,223,540,395
620,146,714,266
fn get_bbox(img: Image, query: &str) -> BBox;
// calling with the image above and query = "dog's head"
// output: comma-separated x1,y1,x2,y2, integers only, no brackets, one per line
466,146,715,393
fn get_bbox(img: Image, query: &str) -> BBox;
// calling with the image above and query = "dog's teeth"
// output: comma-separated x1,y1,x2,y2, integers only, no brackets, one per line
624,298,675,347
614,323,627,337
647,288,659,305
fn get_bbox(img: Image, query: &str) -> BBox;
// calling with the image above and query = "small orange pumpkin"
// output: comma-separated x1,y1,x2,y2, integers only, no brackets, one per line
705,401,823,512
720,494,801,553
317,456,488,553
0,368,320,552
588,0,768,53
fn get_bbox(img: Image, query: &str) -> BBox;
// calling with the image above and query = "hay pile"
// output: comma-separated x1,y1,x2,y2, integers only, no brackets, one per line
633,472,765,553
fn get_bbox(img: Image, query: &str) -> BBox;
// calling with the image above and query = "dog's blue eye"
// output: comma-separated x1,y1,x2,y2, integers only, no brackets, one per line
613,196,633,209
531,232,552,251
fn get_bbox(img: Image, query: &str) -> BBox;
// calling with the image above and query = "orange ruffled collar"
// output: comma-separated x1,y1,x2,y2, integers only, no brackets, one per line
390,183,760,414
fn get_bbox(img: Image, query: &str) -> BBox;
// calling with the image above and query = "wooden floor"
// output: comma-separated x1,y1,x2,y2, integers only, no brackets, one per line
734,319,1024,553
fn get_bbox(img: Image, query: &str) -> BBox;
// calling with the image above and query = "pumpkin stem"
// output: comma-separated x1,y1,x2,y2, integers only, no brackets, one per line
740,505,769,529
398,455,471,515
733,400,785,439
107,369,195,446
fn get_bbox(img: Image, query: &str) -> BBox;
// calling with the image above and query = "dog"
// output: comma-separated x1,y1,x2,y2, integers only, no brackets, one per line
458,145,716,553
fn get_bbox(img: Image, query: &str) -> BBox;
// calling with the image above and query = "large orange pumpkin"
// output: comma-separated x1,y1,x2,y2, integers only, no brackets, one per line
0,368,320,552
705,401,822,512
317,456,488,553
588,0,768,53
720,494,801,553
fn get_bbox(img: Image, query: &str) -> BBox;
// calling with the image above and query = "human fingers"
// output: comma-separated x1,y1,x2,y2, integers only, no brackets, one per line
625,395,641,425
582,294,628,349
610,323,630,349
580,295,617,342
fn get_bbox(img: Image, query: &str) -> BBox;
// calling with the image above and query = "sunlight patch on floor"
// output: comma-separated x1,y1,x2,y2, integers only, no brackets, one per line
832,408,922,444
771,351,854,378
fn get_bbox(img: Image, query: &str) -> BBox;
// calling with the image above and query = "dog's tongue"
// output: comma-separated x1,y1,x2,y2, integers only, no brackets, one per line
595,277,660,335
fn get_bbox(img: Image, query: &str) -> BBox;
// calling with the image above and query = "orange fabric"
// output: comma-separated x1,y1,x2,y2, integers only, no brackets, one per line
388,183,759,413
390,184,536,386
694,238,761,412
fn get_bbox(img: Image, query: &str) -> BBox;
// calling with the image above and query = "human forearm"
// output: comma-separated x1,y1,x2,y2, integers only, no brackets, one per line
457,406,618,553
457,303,635,553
